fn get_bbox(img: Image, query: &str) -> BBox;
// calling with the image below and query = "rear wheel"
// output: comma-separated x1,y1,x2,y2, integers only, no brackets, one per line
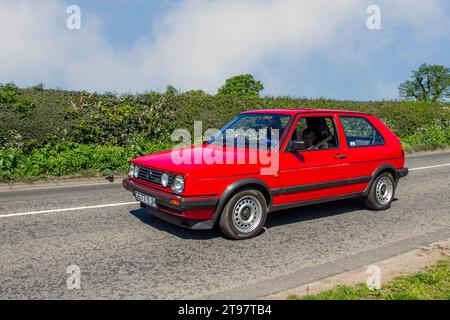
219,189,267,240
364,172,396,210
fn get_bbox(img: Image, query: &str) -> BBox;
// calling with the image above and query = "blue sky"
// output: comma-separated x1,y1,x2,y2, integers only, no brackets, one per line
0,0,449,100
72,0,177,49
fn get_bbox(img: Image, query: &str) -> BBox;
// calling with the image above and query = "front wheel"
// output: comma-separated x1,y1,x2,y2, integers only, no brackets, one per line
219,189,267,240
364,172,396,210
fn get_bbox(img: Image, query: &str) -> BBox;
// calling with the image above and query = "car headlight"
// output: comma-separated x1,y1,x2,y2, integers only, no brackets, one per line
128,164,139,178
172,175,185,193
161,173,169,188
128,164,135,177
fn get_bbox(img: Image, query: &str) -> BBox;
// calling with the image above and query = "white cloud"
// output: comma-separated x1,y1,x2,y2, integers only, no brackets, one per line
0,0,448,95
385,0,449,36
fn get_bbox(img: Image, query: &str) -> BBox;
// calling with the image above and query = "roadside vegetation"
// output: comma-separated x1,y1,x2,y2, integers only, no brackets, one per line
1,68,450,181
0,141,172,181
288,259,450,300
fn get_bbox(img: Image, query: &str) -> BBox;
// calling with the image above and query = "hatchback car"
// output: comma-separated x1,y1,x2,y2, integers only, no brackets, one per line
123,109,408,239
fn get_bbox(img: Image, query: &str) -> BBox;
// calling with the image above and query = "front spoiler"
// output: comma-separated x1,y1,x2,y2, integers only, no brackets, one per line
397,168,409,179
140,203,215,230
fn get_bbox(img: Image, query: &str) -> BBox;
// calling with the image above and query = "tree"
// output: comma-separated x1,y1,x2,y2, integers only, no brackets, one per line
218,74,264,97
0,82,19,103
165,85,179,95
399,64,450,102
31,83,45,92
184,90,209,97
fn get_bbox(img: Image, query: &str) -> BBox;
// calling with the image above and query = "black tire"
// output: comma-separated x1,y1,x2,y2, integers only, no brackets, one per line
219,189,267,240
364,172,396,210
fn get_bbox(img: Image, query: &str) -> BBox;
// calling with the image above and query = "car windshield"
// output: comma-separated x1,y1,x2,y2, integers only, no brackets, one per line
207,114,291,149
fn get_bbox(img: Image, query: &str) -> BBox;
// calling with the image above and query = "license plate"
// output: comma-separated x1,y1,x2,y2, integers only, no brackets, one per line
135,191,157,208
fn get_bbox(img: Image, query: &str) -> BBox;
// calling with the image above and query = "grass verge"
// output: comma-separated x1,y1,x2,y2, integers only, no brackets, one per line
288,259,450,300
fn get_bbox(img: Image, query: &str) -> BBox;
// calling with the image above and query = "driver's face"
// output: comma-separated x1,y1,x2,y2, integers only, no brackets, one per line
303,132,315,148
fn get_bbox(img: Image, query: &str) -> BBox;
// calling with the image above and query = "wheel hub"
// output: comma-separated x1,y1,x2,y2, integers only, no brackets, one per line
375,177,393,205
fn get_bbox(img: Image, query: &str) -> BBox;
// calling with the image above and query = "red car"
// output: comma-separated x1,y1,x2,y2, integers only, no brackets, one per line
123,109,408,239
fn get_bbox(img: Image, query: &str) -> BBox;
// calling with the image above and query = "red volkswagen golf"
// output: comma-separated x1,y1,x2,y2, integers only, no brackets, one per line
123,109,408,239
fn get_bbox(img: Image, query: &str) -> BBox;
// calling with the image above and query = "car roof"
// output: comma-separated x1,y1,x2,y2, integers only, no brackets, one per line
241,109,371,116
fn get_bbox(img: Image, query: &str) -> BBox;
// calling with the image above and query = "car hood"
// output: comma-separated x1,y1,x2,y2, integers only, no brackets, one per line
132,144,277,180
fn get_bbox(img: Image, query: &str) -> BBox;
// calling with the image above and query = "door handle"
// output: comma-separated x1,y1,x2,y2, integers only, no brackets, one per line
335,154,347,159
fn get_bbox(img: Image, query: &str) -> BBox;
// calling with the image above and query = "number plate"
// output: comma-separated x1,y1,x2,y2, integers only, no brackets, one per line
135,191,157,208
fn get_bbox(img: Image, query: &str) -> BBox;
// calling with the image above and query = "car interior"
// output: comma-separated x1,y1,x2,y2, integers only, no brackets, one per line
290,117,339,150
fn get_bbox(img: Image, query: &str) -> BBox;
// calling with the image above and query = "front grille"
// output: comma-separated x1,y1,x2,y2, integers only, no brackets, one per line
137,166,173,187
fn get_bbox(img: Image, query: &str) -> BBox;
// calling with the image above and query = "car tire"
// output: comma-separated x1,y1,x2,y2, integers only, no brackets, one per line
364,172,396,210
219,189,267,240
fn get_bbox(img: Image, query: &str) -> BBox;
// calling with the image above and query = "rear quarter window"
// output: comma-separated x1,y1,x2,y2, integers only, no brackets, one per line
339,116,385,148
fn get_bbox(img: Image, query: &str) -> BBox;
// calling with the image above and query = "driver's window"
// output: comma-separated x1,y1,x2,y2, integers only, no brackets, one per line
290,116,339,150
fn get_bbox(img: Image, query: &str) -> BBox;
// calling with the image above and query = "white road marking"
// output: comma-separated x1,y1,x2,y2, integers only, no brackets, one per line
0,202,138,219
409,163,450,171
0,162,449,219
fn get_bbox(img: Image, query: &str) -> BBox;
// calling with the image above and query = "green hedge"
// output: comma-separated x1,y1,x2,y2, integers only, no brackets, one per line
402,122,450,152
0,141,172,180
1,123,449,181
1,86,449,152
1,86,449,180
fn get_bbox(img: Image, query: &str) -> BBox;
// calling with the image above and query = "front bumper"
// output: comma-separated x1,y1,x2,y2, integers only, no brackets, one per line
397,168,409,179
122,178,218,230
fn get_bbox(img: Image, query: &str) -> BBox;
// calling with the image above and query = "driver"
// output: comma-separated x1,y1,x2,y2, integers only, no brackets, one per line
300,128,316,149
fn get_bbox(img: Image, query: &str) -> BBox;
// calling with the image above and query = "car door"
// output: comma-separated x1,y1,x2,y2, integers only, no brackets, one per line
278,114,351,205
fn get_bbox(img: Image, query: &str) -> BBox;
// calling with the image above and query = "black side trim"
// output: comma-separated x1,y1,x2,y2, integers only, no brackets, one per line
272,176,371,195
182,199,219,209
272,189,282,196
271,192,363,212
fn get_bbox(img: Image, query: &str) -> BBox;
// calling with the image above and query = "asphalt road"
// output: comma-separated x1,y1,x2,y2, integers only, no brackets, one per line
0,152,449,299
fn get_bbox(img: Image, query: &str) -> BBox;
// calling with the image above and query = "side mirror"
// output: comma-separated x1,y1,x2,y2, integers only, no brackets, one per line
291,140,306,151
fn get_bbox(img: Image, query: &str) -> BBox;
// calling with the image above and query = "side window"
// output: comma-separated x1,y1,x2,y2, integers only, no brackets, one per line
290,116,339,150
339,116,385,147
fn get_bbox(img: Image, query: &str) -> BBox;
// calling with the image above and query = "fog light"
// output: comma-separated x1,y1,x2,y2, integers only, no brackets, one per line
128,164,134,177
133,165,140,178
129,164,139,178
